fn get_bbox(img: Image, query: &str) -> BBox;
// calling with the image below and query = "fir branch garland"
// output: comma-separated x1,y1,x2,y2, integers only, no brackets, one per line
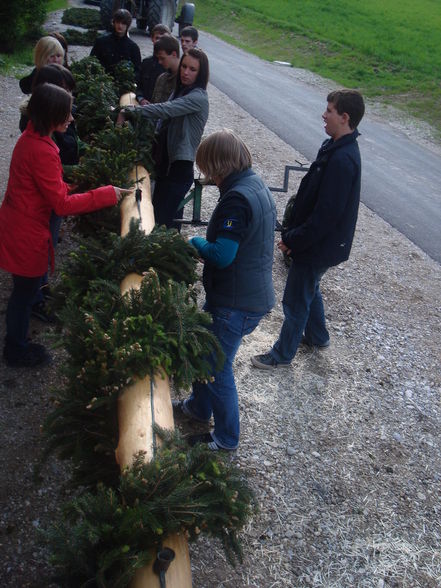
44,432,257,587
58,269,224,391
111,60,137,97
70,57,118,141
52,223,198,313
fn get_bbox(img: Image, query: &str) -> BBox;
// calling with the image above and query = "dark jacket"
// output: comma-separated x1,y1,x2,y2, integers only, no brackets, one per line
19,68,37,95
90,32,141,78
136,55,165,102
282,130,362,267
203,169,276,314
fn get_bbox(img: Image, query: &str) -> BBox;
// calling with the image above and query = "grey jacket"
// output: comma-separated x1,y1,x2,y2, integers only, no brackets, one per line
138,87,208,164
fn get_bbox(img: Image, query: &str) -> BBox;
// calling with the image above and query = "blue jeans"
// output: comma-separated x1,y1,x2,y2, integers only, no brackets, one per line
5,274,42,358
186,304,264,449
271,262,329,363
33,211,62,305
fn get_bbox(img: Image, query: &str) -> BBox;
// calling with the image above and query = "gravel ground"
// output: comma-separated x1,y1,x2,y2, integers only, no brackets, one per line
0,5,440,587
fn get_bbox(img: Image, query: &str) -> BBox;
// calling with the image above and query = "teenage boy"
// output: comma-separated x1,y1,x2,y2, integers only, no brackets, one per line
136,24,171,105
151,34,180,103
91,9,141,79
252,89,365,370
180,26,198,54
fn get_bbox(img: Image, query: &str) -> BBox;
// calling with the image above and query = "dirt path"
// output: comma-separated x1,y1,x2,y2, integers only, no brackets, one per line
0,6,440,587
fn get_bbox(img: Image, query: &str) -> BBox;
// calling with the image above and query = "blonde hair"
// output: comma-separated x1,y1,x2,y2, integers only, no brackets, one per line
33,36,65,69
196,129,252,182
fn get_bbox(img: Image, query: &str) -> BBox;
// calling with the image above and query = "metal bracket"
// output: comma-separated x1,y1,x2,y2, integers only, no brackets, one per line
176,163,310,227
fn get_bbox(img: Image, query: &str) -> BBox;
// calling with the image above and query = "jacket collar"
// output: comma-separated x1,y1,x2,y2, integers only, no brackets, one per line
219,168,255,199
321,129,360,155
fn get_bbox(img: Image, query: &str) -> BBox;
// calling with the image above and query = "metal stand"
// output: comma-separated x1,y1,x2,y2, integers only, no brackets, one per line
176,164,310,228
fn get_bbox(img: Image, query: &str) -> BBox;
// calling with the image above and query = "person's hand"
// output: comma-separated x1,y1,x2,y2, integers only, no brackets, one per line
113,187,133,202
116,111,126,126
277,239,291,256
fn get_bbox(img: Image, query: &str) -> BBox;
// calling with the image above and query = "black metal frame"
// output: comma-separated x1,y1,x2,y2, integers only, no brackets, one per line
175,163,310,228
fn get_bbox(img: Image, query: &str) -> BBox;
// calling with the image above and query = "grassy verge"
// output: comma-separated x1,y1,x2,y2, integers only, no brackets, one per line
195,0,441,135
0,0,68,76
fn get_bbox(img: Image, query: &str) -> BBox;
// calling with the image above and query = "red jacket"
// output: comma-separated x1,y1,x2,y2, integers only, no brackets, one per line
0,124,117,277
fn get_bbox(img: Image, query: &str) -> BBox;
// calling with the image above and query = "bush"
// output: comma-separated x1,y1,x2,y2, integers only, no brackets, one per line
0,0,47,53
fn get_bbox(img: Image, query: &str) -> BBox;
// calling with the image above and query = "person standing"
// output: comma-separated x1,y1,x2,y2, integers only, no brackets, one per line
173,130,276,451
19,36,65,94
180,26,199,54
90,9,141,80
136,23,170,105
251,89,365,370
0,84,129,368
151,34,180,104
118,48,209,230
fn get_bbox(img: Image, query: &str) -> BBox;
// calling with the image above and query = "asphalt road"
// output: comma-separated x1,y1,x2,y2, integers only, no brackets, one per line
199,32,441,263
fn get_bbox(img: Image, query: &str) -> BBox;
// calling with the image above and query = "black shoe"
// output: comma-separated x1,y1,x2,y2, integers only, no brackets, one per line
3,343,51,368
301,336,330,349
31,301,55,323
188,432,228,451
251,352,291,370
172,399,210,424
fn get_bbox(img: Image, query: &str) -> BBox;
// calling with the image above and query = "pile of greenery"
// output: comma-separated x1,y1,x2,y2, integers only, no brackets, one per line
61,6,102,30
45,437,257,587
41,51,256,586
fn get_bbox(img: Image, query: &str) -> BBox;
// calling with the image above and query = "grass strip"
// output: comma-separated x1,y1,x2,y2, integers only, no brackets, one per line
195,0,441,135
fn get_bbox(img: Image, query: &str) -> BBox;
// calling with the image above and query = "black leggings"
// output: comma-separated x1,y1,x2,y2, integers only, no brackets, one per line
152,160,194,230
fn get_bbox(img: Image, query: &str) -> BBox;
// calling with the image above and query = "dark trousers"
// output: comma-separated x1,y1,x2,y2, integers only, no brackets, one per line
5,274,42,358
152,160,194,230
271,262,329,363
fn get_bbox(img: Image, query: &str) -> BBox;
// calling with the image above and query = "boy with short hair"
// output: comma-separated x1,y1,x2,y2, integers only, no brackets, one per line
252,89,365,370
151,34,180,103
136,23,171,105
90,9,141,79
180,25,198,54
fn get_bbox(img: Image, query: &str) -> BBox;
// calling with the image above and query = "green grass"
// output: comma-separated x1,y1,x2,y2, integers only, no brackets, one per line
195,0,441,134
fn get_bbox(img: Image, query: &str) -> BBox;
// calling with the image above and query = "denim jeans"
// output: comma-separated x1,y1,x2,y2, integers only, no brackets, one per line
5,274,42,358
152,160,194,231
271,262,329,363
33,211,62,305
186,304,264,449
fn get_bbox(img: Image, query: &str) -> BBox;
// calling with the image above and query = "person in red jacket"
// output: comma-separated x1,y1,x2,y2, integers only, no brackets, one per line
0,83,129,368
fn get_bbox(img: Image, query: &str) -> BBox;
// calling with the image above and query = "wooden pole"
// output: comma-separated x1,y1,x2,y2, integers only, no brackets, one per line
115,101,192,585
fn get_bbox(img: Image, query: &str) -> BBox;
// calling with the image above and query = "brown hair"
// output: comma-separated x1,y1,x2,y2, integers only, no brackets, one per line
154,34,180,57
175,48,209,94
112,8,132,28
196,129,252,182
27,83,72,136
327,89,365,129
32,64,75,93
180,26,198,42
151,23,171,36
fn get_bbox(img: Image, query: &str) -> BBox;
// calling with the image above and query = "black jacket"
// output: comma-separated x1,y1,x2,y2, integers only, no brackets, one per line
282,130,362,267
90,32,141,78
136,55,165,102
